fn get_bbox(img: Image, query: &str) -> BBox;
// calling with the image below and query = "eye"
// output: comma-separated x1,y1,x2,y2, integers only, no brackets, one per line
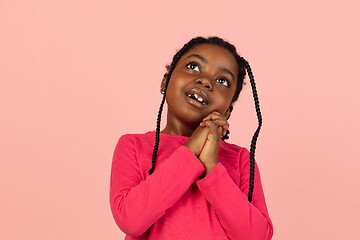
216,77,230,87
186,61,200,72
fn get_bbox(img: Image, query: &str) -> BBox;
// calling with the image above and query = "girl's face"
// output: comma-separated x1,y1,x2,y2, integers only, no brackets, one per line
161,43,238,129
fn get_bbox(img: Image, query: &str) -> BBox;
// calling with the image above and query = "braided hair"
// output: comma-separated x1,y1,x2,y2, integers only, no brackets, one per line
148,36,262,202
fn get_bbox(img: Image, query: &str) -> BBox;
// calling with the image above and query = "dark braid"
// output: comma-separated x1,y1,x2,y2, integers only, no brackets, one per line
241,57,262,202
148,41,195,175
148,36,263,203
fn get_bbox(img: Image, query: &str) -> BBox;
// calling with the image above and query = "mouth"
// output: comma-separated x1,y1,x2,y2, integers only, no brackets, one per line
184,88,209,106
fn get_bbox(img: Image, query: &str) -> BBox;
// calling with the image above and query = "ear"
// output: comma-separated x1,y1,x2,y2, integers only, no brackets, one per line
225,103,234,120
160,72,169,93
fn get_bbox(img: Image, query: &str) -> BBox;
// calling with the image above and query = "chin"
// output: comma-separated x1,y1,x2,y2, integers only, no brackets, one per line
179,111,204,127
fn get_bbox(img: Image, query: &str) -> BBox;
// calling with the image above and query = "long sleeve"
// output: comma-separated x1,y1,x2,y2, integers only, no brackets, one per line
109,135,205,237
196,148,273,240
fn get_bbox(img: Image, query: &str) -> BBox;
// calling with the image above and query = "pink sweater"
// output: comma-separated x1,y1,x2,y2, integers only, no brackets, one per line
110,130,273,239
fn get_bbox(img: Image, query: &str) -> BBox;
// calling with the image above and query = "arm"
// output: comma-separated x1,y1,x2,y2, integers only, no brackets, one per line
196,148,274,240
109,135,205,237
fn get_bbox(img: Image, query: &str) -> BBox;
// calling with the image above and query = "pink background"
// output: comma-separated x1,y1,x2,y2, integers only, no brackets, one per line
1,0,359,239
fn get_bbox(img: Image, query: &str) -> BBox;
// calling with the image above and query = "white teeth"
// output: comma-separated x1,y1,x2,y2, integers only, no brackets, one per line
187,93,205,105
194,93,204,103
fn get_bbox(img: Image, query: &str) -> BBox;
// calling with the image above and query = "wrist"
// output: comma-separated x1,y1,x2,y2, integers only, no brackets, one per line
184,144,195,155
204,162,218,176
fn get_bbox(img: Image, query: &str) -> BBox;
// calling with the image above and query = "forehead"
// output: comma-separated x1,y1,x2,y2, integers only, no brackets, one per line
181,44,238,75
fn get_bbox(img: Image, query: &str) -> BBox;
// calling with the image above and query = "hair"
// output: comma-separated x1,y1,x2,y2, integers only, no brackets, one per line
148,36,262,202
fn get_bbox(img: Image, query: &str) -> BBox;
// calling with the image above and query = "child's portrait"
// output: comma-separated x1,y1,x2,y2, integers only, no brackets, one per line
0,1,358,239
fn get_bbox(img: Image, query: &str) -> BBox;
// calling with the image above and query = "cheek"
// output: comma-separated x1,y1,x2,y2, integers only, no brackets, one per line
169,75,186,92
165,79,184,100
211,92,227,107
215,91,233,110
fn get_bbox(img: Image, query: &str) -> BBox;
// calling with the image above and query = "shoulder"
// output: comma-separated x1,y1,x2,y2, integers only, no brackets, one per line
220,140,254,172
115,130,155,152
220,140,250,159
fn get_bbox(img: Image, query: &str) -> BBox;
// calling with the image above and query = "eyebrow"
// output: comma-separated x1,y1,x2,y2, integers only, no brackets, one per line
185,54,235,81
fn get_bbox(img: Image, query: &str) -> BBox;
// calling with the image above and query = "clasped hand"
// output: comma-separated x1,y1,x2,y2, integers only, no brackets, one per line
184,111,230,176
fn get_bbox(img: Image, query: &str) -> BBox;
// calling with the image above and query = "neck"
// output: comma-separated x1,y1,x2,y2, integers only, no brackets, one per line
160,107,200,137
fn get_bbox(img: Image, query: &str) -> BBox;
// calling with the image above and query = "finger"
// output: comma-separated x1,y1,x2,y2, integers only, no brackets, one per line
210,118,228,126
208,119,229,135
203,112,226,122
204,111,221,119
201,120,222,138
202,119,229,136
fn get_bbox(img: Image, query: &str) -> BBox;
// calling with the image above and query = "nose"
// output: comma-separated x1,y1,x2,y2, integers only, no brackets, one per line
195,76,212,90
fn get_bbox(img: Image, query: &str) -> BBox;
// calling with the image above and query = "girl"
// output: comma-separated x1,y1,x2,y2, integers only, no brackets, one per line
110,36,273,239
